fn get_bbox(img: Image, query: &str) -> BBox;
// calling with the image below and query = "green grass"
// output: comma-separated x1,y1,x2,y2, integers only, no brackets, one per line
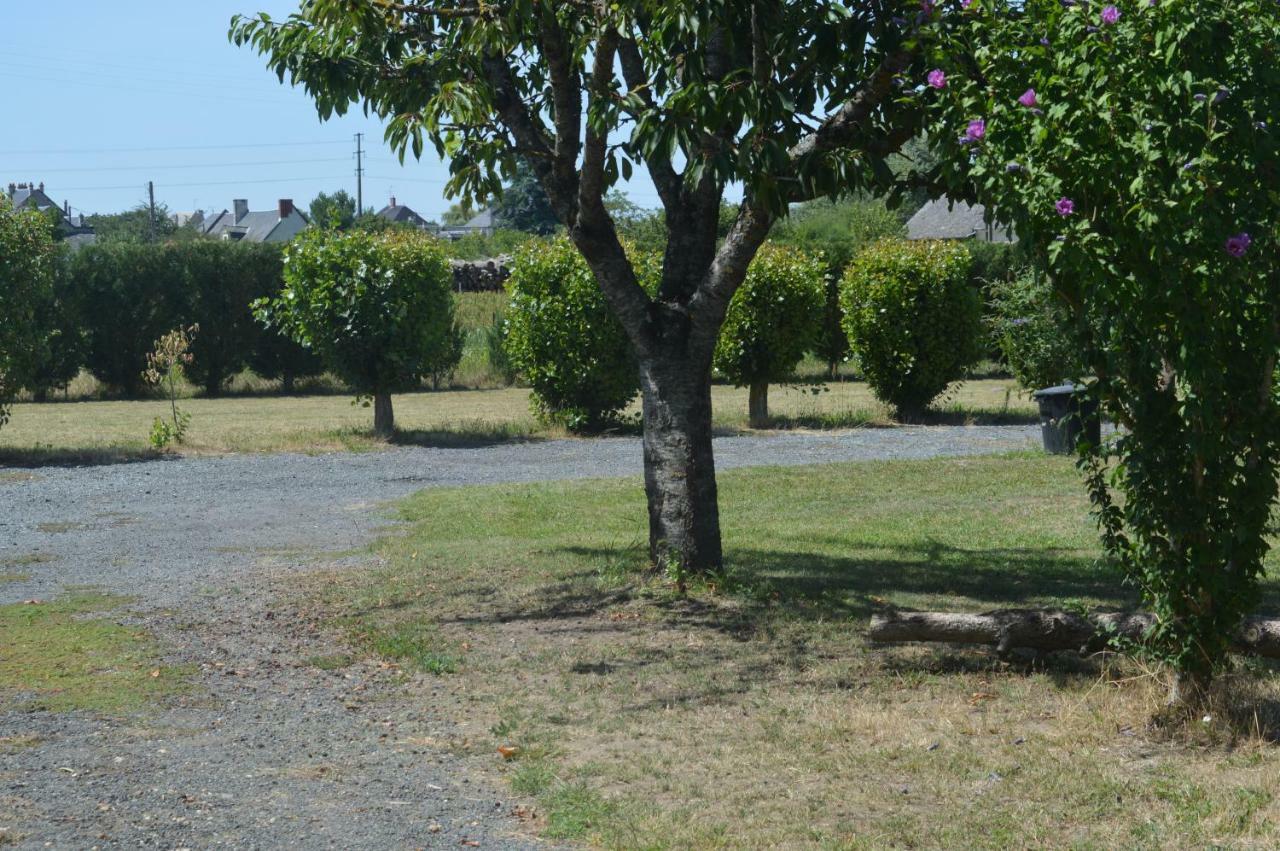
0,591,188,713
310,455,1280,849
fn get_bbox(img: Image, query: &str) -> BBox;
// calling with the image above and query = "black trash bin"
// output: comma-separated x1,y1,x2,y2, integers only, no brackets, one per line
1032,383,1101,454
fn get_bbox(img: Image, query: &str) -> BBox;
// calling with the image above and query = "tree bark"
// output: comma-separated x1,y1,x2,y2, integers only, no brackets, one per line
748,381,769,429
867,609,1280,659
373,392,394,437
639,351,723,574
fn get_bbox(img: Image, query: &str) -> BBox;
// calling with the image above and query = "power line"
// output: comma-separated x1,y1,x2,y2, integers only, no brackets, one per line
9,157,352,175
49,174,354,193
0,139,349,157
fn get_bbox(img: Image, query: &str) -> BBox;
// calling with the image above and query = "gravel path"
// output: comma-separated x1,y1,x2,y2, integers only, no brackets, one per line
0,426,1038,848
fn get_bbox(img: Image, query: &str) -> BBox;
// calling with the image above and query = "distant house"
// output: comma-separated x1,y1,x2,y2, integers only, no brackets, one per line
440,208,496,240
5,181,96,247
375,196,434,231
906,198,1015,243
201,198,308,243
171,210,206,230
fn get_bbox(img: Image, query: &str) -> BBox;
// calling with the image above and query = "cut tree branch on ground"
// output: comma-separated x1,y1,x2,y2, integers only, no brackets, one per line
868,610,1280,659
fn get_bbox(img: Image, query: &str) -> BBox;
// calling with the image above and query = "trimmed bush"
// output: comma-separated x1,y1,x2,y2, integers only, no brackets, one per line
503,237,654,431
183,241,286,396
713,243,825,426
255,229,458,435
68,241,187,397
989,270,1084,390
841,238,982,418
0,200,60,425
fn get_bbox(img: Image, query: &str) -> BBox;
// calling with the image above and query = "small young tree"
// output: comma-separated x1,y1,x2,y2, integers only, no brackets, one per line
254,230,457,436
0,198,59,427
841,238,982,419
712,244,825,427
502,237,650,431
143,325,198,449
925,0,1280,704
233,1,936,573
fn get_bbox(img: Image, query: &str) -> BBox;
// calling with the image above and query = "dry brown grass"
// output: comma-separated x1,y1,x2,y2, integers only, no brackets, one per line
0,379,1035,465
312,456,1280,849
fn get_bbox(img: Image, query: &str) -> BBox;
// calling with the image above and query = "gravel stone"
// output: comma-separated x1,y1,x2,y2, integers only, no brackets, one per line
0,426,1037,847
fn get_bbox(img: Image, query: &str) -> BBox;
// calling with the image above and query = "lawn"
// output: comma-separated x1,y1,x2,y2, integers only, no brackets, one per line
310,454,1280,849
0,378,1036,464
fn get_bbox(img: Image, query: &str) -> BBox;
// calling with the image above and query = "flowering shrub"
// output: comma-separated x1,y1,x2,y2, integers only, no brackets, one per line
925,0,1280,698
713,244,825,426
840,238,982,419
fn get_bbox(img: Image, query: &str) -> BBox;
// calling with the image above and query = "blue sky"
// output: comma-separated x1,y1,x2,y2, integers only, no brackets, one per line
2,1,664,220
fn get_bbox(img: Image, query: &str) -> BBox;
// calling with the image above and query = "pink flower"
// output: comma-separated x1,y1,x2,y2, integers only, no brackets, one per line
1225,233,1252,257
966,119,986,141
961,0,975,8
1018,88,1037,108
927,69,947,89
1101,5,1120,25
1056,197,1075,216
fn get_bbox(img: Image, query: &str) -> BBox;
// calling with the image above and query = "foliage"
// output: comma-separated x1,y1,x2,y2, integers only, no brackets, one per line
255,229,458,399
309,189,357,230
925,0,1280,688
143,324,198,449
181,241,286,396
492,161,558,235
989,270,1083,390
246,324,324,393
445,228,533,261
441,198,480,226
0,199,59,427
503,237,652,430
67,241,187,396
482,310,518,387
841,238,981,417
712,243,825,390
86,204,179,243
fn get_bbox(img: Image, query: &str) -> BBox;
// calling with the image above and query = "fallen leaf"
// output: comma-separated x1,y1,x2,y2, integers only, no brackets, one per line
149,669,161,678
497,745,520,760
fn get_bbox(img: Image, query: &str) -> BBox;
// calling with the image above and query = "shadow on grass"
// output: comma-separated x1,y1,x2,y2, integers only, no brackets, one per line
0,445,166,469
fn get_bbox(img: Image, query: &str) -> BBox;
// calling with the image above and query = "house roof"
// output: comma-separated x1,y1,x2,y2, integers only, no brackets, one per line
8,186,58,213
377,203,428,227
906,198,1015,243
463,209,495,230
202,206,304,242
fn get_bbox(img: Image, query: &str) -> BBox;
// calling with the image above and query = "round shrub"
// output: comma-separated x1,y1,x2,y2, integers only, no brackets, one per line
0,200,59,426
256,229,458,435
989,270,1084,390
713,243,825,426
840,238,982,418
503,237,654,431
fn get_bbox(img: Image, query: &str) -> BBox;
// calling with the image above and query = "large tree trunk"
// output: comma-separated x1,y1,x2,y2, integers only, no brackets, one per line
639,351,723,575
373,392,394,437
748,381,769,429
868,609,1280,659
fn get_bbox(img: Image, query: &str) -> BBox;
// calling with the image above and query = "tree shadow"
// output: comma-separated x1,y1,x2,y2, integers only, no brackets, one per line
388,427,545,450
0,446,167,469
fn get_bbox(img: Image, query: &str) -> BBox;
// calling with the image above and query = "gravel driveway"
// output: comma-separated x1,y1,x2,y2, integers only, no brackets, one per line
0,426,1037,848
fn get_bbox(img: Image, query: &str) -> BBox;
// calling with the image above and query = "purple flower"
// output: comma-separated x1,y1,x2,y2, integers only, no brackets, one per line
1056,197,1076,216
966,119,986,141
1226,233,1252,257
1011,317,1032,327
1040,37,1051,46
961,0,975,9
1101,5,1120,24
1006,162,1023,173
920,0,936,14
927,69,947,89
1018,88,1038,108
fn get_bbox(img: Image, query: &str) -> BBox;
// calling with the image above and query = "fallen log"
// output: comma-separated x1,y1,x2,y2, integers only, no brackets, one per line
867,609,1280,659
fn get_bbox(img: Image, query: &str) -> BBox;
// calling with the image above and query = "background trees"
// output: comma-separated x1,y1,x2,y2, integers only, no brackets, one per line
309,190,357,230
255,230,458,435
926,0,1280,702
233,0,935,573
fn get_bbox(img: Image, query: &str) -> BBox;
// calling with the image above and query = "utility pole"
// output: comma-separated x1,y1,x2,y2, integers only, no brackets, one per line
148,181,156,241
354,133,365,215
